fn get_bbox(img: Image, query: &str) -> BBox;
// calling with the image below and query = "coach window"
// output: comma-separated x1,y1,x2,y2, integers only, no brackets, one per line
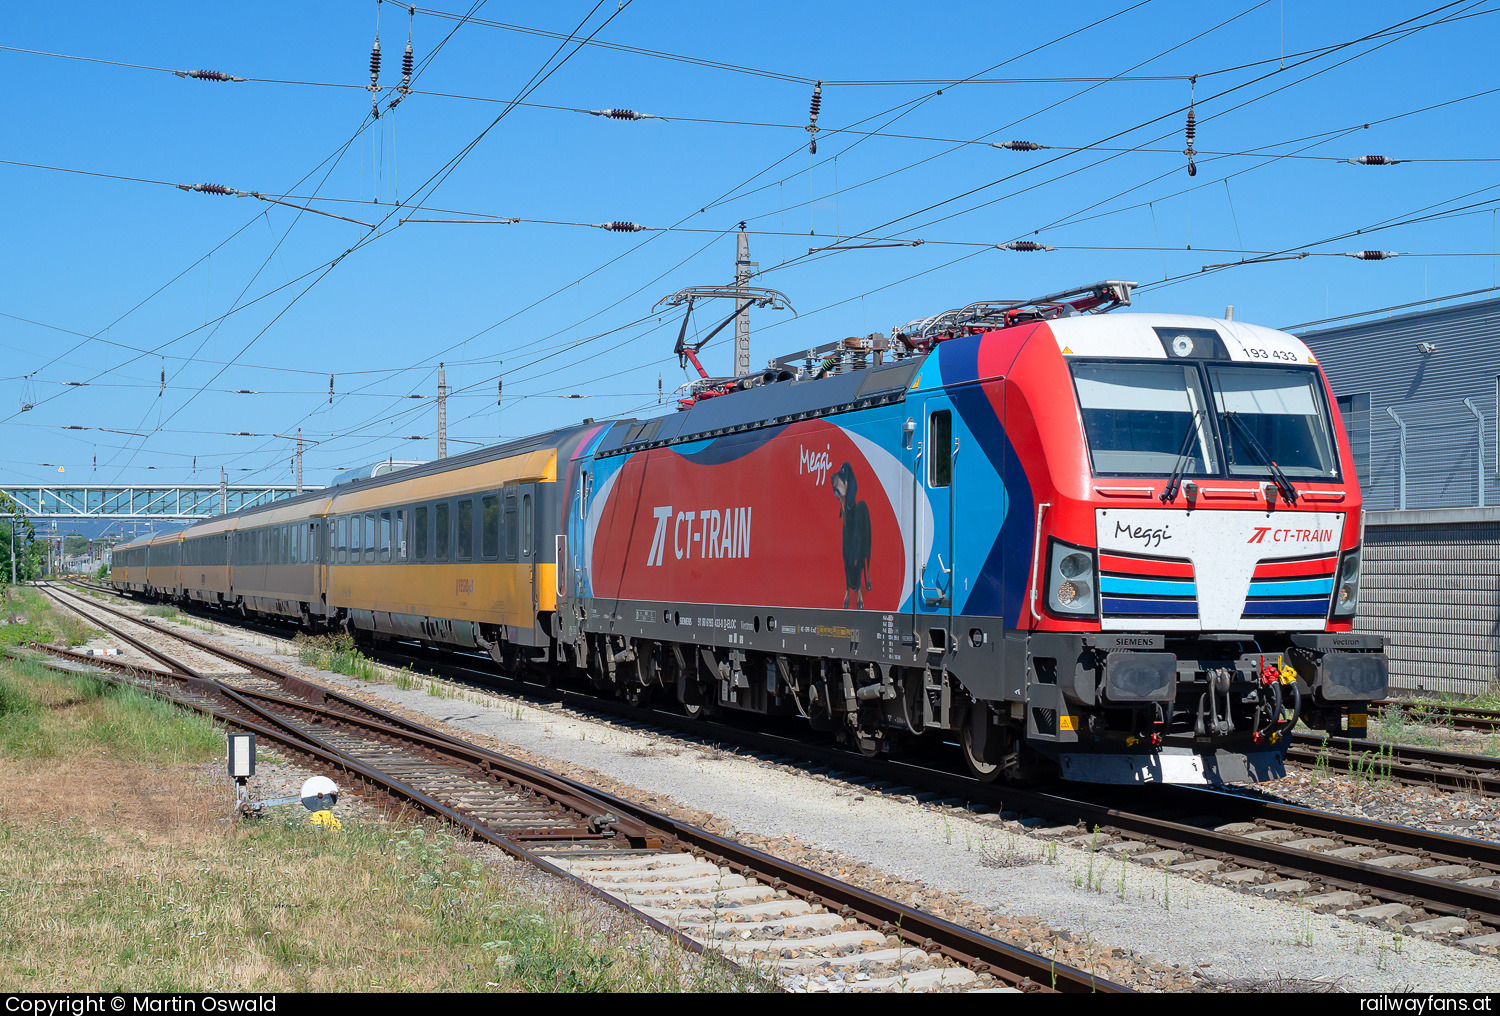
482,495,499,559
929,410,952,488
457,500,474,561
364,512,376,564
522,493,533,558
503,492,519,561
414,506,428,561
332,517,343,564
394,509,406,561
435,503,450,562
379,511,391,563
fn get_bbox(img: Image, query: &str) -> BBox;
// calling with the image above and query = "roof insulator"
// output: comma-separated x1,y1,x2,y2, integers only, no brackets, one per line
598,221,646,232
997,240,1055,252
993,140,1043,151
178,182,244,196
1345,250,1399,260
1347,155,1402,166
806,79,823,154
173,68,246,83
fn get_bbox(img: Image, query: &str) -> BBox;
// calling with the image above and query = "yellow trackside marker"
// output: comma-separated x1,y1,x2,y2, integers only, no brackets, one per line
1059,715,1078,732
308,810,342,830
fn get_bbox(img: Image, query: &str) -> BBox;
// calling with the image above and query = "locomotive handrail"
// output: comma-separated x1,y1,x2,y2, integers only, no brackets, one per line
1027,502,1052,623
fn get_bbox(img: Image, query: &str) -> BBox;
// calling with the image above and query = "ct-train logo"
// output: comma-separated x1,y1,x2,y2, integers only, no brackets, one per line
1247,526,1336,544
645,505,752,565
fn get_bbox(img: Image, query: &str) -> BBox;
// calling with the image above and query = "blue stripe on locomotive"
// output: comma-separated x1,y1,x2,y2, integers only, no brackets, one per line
935,338,1034,628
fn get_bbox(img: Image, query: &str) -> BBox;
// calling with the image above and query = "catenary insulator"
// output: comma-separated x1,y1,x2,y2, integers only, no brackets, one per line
998,240,1055,252
368,36,382,118
401,40,414,94
587,108,662,120
1346,250,1398,260
1348,155,1402,166
1184,107,1197,177
806,79,823,154
179,183,240,196
599,221,646,232
174,69,245,82
995,140,1042,151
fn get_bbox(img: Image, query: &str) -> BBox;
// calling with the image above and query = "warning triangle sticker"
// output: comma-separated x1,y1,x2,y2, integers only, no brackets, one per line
1061,346,1074,354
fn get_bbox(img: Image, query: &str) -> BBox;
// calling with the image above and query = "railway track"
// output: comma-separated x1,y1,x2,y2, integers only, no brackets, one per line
1382,699,1500,734
63,583,1500,951
28,582,1117,993
1286,732,1500,796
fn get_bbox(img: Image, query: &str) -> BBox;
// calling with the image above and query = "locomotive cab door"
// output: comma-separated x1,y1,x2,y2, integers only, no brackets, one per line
918,401,956,647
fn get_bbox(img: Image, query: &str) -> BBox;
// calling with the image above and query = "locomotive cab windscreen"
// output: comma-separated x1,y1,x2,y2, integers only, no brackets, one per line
1071,359,1340,482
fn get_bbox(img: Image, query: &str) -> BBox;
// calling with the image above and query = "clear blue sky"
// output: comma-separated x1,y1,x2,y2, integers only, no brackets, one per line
3,0,1497,497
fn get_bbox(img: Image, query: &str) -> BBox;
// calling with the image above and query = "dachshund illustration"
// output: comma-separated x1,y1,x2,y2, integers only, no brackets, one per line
830,462,872,608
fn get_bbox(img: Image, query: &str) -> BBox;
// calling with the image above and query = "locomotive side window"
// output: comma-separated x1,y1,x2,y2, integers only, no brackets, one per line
482,495,499,559
457,500,474,561
929,411,952,488
414,506,428,561
435,503,450,562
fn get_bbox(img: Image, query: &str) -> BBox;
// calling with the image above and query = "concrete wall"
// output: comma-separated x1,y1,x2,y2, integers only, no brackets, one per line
1356,507,1500,695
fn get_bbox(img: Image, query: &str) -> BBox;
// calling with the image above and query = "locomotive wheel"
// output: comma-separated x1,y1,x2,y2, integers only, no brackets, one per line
623,683,653,707
683,699,707,721
960,720,1004,783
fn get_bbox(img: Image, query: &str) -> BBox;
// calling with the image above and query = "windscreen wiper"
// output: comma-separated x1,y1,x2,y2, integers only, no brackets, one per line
1161,409,1204,503
1222,411,1298,504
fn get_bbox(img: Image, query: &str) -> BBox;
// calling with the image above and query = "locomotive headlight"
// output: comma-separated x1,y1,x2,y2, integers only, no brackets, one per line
1330,547,1362,619
1046,538,1098,618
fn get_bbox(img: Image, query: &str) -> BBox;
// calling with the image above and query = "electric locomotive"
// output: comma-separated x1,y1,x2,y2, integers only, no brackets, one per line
110,279,1386,786
562,280,1385,784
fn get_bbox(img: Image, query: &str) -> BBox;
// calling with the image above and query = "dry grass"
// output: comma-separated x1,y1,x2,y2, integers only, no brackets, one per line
0,657,759,992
